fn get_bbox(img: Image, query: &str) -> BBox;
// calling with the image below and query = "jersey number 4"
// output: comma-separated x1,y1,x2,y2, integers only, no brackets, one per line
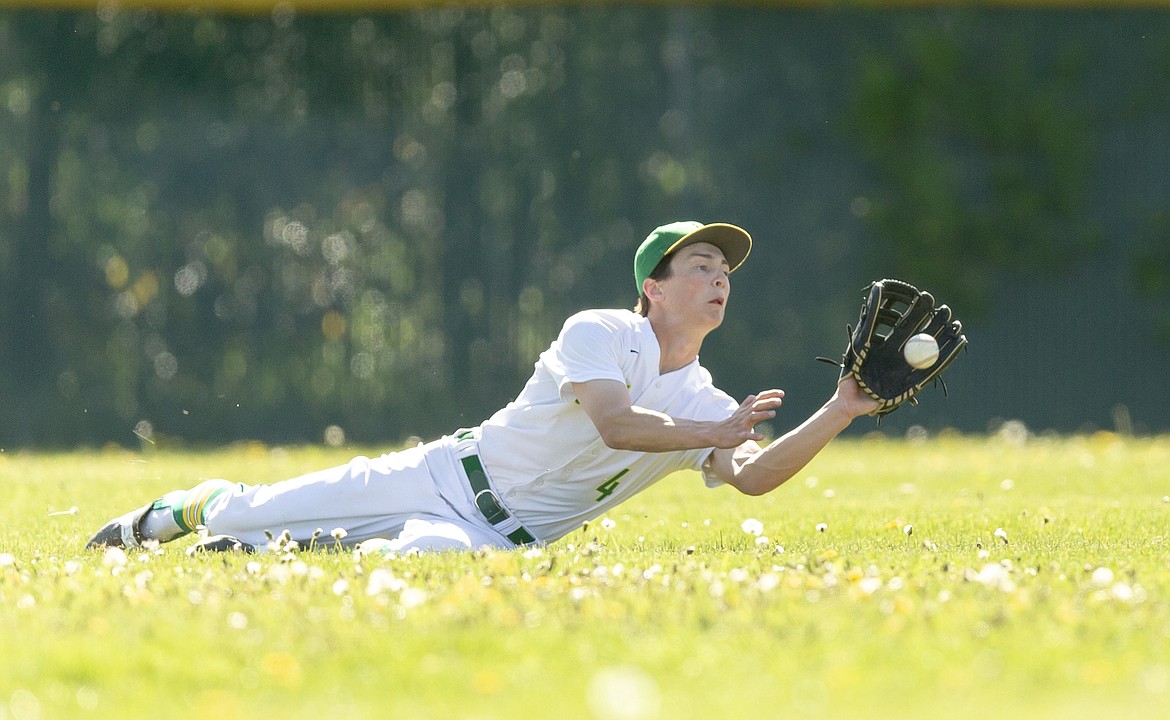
596,469,629,502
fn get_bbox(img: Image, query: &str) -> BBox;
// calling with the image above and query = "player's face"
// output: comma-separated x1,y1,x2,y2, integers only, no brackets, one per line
660,242,731,327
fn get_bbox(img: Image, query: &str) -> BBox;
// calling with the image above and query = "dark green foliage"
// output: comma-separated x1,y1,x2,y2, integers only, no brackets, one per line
1,7,1167,446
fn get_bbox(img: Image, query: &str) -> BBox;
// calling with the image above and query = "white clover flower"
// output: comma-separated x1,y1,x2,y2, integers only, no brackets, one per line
903,524,914,536
1111,583,1134,602
400,587,428,609
600,518,616,530
754,535,771,547
330,527,348,541
1091,567,1114,587
858,577,883,595
586,666,662,720
366,568,406,596
0,553,15,568
102,547,128,568
973,562,1016,592
994,528,1009,544
741,518,764,536
816,522,828,533
756,573,781,592
569,586,591,602
332,579,350,596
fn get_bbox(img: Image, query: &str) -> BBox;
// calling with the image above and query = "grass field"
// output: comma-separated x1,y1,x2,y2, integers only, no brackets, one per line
2,432,1169,720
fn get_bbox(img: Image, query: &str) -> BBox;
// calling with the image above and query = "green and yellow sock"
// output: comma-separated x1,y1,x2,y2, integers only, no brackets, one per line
138,479,240,542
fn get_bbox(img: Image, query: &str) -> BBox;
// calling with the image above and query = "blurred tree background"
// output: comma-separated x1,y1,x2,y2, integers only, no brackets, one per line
1,3,1168,448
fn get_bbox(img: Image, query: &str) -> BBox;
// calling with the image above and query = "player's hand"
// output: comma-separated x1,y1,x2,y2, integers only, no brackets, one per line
832,376,881,419
711,390,784,448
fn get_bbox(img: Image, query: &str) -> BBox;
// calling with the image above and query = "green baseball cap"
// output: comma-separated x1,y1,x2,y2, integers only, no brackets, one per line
633,221,753,294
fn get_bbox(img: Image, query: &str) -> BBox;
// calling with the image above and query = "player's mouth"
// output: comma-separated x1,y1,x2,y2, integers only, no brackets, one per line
710,297,726,307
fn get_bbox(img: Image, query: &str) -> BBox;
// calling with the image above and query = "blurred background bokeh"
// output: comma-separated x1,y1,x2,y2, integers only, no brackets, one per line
1,2,1168,448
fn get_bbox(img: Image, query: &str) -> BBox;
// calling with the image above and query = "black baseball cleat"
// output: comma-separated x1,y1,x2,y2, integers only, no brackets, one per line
186,534,256,555
85,503,152,550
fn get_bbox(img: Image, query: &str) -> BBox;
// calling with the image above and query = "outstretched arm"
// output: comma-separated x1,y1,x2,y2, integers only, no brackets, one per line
706,377,879,496
571,379,784,453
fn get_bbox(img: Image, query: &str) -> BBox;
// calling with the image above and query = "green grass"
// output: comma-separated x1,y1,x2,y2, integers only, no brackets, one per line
3,433,1170,720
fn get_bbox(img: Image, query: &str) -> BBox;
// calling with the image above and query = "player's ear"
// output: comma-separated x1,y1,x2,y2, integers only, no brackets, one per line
643,277,665,304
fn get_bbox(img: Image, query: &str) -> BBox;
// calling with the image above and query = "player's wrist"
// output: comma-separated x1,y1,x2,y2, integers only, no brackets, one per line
823,393,863,425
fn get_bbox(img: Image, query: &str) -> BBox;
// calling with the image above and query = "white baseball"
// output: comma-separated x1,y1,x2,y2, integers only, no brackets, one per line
903,333,940,369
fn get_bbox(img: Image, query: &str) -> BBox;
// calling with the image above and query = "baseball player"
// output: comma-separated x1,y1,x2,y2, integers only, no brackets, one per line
87,221,882,554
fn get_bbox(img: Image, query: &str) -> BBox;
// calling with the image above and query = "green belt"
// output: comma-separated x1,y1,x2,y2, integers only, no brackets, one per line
459,453,536,546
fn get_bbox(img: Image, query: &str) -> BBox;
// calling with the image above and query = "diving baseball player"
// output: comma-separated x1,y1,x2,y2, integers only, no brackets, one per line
87,221,882,554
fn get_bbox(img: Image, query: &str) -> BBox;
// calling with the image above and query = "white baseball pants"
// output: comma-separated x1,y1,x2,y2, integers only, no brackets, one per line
198,435,529,553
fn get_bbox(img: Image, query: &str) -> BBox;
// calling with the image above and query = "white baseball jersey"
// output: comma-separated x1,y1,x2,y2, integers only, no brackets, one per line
476,308,739,542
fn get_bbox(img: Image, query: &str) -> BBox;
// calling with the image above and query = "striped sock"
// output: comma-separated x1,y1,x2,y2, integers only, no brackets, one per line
137,479,239,542
172,479,239,533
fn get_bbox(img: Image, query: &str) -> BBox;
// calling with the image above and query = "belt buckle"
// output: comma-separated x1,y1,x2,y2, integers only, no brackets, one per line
474,488,509,526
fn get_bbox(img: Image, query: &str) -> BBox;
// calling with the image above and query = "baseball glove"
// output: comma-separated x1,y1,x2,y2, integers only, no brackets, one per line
827,279,968,416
